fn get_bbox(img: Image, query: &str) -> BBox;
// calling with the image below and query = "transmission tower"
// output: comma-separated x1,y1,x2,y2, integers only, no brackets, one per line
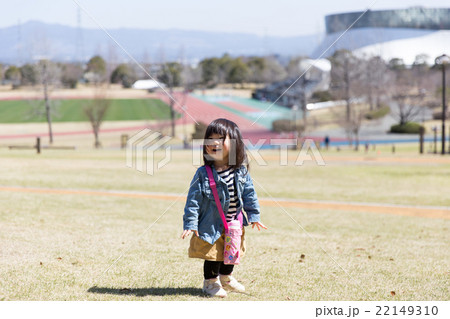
75,7,85,63
17,20,23,65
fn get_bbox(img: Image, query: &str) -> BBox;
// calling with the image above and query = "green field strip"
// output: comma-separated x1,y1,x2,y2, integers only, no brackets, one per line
0,98,173,123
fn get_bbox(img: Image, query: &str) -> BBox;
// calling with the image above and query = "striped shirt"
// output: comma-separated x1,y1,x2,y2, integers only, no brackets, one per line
217,166,239,222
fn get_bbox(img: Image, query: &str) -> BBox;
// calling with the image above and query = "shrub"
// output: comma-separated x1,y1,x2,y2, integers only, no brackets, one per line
272,119,304,133
365,105,390,120
390,122,425,134
311,90,333,102
432,110,449,120
110,64,137,88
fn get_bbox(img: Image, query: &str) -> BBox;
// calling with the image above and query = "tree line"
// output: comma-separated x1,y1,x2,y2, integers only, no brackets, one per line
328,50,445,148
1,51,446,149
0,54,299,89
1,52,443,100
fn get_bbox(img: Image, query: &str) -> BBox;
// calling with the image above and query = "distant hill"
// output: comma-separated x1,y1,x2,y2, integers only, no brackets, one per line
0,21,321,64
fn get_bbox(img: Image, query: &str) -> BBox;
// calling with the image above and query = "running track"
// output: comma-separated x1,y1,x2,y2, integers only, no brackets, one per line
159,93,307,144
1,185,448,220
0,92,321,145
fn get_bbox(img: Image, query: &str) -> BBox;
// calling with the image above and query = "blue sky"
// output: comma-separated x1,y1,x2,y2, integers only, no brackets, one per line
4,0,450,36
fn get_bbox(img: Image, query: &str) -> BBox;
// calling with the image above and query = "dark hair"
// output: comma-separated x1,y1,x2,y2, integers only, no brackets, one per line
203,118,248,171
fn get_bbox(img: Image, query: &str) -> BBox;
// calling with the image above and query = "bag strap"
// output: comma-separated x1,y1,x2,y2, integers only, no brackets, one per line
205,165,229,232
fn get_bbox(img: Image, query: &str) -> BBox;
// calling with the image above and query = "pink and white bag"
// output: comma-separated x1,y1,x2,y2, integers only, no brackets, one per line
205,165,243,265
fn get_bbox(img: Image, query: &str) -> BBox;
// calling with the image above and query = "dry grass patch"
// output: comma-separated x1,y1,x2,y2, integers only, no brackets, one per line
0,147,449,300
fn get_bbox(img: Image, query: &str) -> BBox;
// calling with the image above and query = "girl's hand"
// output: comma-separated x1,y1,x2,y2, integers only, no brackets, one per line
251,222,268,231
181,229,199,239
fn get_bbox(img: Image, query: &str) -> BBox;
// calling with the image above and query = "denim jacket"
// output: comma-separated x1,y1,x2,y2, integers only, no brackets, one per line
183,165,261,245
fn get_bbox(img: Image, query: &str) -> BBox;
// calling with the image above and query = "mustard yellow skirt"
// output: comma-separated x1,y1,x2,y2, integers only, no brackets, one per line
188,227,246,261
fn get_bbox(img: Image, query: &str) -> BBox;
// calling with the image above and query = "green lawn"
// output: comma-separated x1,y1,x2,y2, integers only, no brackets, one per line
0,99,174,123
0,148,448,300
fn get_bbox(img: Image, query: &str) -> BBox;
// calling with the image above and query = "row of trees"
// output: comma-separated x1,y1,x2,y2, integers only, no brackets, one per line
0,54,297,89
0,56,113,89
328,50,444,148
2,52,441,97
0,58,112,148
1,51,445,149
0,54,306,145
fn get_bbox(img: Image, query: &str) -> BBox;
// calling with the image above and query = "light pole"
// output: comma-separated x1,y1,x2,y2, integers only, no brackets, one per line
435,54,450,155
182,104,188,149
291,104,299,150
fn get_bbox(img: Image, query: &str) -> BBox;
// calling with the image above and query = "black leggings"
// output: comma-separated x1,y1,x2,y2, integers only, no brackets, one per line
203,260,234,279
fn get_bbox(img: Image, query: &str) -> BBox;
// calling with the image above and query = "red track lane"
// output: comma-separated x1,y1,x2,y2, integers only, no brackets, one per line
158,93,268,132
0,124,155,140
158,93,298,144
167,95,328,143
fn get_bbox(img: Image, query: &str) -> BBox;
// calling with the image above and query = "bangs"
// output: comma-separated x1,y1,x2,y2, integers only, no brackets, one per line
204,119,230,139
202,118,248,172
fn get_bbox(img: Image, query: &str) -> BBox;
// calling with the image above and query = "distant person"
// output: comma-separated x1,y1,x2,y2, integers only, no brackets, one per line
181,118,267,298
324,135,330,150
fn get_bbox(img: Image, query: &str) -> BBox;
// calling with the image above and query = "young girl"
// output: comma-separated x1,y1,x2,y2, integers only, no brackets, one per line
181,118,267,298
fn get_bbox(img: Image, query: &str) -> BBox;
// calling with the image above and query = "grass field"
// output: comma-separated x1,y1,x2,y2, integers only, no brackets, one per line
0,99,174,123
0,146,449,301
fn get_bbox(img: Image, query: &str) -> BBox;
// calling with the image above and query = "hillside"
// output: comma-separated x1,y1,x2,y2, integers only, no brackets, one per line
1,21,320,64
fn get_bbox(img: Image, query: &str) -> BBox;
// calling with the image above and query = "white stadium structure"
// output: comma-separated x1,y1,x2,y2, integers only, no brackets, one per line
312,7,450,65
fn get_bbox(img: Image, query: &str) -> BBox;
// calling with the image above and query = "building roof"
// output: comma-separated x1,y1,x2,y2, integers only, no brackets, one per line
326,7,450,34
311,27,450,65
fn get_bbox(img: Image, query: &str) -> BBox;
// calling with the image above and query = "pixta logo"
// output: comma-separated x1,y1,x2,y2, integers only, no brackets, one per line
126,129,172,175
191,138,325,166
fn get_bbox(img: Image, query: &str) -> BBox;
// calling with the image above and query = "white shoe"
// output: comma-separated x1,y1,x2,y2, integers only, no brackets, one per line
202,278,227,298
219,274,245,293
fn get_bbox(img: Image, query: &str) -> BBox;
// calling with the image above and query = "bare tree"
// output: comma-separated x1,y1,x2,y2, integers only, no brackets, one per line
139,49,152,79
107,44,119,87
390,65,426,125
329,50,364,145
0,63,4,83
330,50,362,122
180,61,201,147
60,63,83,88
84,87,110,148
361,56,391,110
392,93,425,125
347,106,364,150
411,54,430,91
330,103,364,150
37,59,61,144
159,62,183,137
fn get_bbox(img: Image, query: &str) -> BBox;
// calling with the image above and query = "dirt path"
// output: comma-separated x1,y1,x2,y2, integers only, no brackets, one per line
1,185,448,220
258,154,450,165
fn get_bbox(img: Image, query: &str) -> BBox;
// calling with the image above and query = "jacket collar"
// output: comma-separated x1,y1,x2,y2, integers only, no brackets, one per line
206,165,245,184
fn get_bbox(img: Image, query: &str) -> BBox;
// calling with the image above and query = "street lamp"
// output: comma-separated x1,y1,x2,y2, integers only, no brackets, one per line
435,54,450,155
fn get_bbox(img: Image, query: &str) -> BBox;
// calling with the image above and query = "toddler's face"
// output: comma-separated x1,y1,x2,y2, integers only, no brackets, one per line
206,133,230,162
